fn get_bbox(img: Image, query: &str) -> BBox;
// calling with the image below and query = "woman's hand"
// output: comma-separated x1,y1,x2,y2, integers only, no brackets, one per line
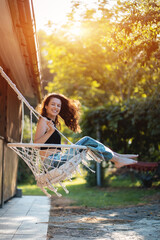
47,120,55,133
34,118,56,144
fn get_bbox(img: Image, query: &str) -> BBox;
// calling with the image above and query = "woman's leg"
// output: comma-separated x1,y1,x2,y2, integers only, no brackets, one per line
110,154,137,168
113,152,138,159
76,136,138,168
75,136,114,161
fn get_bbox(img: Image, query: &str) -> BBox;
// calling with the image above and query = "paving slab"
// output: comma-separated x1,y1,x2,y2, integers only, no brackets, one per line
0,196,50,240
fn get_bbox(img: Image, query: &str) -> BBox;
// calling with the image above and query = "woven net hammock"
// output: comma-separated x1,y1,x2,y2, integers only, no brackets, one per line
0,67,101,197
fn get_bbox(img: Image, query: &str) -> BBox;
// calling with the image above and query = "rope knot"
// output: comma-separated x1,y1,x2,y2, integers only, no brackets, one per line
18,95,23,101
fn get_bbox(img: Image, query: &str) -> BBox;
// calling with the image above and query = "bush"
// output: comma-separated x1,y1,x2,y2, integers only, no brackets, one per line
81,94,160,186
17,158,36,184
17,115,37,184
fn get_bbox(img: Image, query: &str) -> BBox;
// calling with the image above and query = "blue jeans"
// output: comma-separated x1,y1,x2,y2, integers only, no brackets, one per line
75,136,114,162
50,136,114,167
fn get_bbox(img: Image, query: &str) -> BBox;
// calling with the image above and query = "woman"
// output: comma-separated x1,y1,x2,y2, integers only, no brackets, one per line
34,93,138,168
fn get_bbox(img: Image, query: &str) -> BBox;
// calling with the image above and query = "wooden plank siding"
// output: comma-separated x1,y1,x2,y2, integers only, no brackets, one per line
0,138,4,205
7,84,21,143
0,73,20,205
0,0,41,206
3,143,18,202
0,75,7,138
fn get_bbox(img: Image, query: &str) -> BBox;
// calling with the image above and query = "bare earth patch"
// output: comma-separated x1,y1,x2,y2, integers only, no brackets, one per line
47,193,160,240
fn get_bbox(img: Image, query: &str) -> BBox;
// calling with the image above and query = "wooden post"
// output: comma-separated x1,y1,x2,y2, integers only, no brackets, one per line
96,123,101,187
0,137,4,208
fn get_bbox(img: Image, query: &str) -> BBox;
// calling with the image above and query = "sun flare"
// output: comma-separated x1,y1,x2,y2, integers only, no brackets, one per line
69,24,82,37
33,0,72,31
33,0,115,35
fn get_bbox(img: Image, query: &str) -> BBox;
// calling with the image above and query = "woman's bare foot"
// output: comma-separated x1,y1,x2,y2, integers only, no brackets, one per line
113,152,138,160
111,155,138,168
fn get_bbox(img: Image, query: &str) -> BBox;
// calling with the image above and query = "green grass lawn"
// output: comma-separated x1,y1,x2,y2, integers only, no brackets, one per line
18,176,160,208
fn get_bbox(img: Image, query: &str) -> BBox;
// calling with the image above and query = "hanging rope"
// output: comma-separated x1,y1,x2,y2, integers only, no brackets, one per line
20,100,24,143
30,110,33,143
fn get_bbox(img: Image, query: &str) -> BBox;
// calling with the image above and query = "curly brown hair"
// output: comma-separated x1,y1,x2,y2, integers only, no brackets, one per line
38,93,81,133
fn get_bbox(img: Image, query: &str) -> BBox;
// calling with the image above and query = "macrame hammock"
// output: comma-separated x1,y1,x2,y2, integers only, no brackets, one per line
0,67,101,197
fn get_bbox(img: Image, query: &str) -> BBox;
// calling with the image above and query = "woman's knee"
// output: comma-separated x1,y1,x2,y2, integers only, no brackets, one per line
81,136,91,140
75,136,92,145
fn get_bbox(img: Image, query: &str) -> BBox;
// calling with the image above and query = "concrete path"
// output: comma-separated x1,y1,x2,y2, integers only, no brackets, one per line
0,196,50,240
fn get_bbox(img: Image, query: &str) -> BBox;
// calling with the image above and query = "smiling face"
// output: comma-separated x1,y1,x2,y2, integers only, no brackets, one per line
45,97,62,120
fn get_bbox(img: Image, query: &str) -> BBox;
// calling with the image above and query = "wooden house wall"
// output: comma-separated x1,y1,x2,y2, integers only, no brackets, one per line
3,144,18,201
0,138,4,204
0,74,21,205
7,84,21,142
0,76,7,138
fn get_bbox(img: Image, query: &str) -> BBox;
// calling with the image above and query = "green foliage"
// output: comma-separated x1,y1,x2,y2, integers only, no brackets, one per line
18,115,37,184
84,161,97,187
37,30,54,95
38,0,160,107
22,115,37,143
17,159,36,184
135,164,160,188
30,0,160,187
81,94,160,162
83,160,109,187
81,94,160,186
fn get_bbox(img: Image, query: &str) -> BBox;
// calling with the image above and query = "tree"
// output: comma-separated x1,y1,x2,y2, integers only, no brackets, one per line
111,0,160,100
38,30,55,95
38,0,160,107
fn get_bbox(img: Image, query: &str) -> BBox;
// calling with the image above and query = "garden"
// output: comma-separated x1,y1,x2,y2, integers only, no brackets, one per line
18,0,160,209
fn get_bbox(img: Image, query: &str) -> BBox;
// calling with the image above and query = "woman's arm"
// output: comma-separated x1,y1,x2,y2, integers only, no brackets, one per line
34,118,55,144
